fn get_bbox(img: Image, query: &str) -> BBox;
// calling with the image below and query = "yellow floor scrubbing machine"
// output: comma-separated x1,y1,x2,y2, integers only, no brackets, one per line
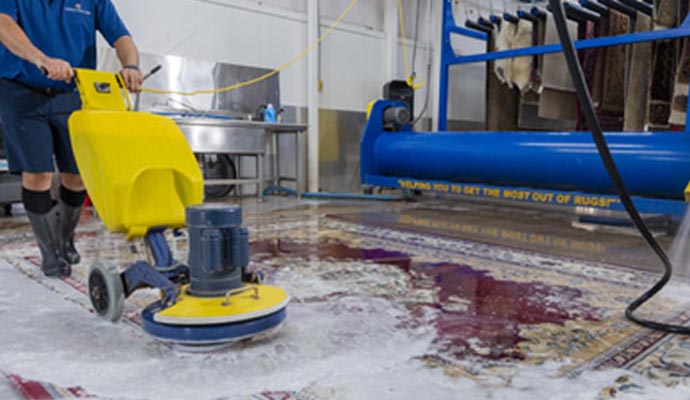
68,69,289,344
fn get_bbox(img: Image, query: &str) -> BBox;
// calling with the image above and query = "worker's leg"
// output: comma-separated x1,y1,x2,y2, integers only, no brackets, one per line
21,175,69,277
0,80,70,277
21,172,54,215
59,172,84,191
56,173,85,265
52,91,85,266
22,172,53,191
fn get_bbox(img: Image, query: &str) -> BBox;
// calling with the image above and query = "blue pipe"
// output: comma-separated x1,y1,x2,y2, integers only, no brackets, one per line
370,130,690,199
262,185,403,201
301,192,402,201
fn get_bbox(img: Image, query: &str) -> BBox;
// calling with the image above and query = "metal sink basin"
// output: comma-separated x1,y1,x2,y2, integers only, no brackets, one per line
171,117,307,155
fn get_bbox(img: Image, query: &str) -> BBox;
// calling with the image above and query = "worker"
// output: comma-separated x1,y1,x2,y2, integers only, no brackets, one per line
0,1,142,278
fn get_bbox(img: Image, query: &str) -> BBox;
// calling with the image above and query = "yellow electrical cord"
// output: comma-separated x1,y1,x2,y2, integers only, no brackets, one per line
140,0,359,96
397,0,424,90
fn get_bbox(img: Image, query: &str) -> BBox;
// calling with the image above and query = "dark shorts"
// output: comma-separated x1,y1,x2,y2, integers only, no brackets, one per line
0,79,82,174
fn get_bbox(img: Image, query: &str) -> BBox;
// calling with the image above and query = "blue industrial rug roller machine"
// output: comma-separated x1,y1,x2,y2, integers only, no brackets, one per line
68,69,289,344
362,100,690,216
361,0,690,218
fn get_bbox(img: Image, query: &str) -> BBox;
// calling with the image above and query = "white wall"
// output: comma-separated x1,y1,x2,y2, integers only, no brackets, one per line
106,0,526,125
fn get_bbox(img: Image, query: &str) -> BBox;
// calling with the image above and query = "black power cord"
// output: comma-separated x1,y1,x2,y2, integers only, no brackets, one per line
410,0,433,127
548,0,690,334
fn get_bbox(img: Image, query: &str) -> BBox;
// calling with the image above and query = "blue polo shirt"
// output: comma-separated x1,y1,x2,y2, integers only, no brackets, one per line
0,0,130,90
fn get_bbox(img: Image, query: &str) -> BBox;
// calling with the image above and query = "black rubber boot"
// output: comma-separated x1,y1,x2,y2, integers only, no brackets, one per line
26,206,71,278
58,200,82,265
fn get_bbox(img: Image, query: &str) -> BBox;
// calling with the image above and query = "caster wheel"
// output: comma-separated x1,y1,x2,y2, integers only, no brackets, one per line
88,260,125,322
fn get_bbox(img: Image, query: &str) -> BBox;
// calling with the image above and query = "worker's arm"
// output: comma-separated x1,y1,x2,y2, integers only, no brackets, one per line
0,14,73,82
114,35,143,93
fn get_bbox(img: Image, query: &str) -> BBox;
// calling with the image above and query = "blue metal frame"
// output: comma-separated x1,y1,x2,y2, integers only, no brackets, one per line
120,230,190,305
121,261,179,305
145,229,175,268
437,0,690,131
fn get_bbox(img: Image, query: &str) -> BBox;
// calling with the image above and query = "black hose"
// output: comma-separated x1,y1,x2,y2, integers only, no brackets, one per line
410,0,432,127
411,0,422,78
548,0,690,334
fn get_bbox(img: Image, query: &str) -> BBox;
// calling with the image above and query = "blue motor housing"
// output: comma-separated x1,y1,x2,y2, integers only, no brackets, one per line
186,204,249,297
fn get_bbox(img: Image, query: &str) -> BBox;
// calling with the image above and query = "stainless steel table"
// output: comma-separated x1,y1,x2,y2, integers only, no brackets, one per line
173,118,307,197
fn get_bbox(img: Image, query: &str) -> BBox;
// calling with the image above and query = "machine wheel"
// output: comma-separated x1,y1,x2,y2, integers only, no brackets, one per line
198,154,237,199
88,260,125,323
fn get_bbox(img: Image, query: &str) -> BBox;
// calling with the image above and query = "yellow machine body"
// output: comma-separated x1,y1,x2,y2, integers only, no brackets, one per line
68,69,204,239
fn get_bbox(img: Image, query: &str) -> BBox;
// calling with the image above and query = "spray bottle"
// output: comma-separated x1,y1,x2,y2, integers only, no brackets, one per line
265,103,277,123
